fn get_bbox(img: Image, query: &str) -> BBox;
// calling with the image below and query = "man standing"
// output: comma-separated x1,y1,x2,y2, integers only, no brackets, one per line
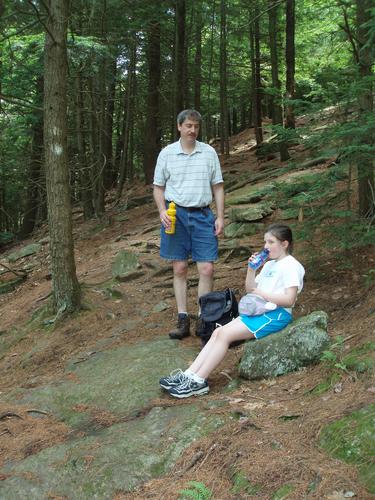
153,109,225,340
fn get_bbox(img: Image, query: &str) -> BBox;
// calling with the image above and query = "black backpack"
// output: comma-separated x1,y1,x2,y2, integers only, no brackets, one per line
196,288,238,345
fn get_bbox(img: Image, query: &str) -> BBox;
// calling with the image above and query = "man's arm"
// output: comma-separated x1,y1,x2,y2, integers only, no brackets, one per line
212,182,224,236
153,184,171,229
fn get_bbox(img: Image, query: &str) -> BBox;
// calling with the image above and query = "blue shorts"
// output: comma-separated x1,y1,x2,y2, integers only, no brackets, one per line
160,204,218,262
240,308,292,339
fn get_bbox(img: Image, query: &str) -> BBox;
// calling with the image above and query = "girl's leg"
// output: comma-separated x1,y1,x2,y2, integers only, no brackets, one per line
188,317,254,380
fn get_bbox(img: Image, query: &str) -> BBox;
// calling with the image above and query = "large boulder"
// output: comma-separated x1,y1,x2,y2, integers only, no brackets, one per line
224,222,264,238
7,243,41,262
229,201,274,223
111,250,141,280
238,311,329,380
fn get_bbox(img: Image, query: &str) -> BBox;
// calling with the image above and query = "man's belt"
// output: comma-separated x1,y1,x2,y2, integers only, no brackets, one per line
170,202,209,212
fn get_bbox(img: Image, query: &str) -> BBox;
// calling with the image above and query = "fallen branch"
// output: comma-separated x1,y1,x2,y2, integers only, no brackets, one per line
35,291,52,303
26,409,49,416
196,443,218,471
0,412,23,421
0,262,28,278
177,450,204,476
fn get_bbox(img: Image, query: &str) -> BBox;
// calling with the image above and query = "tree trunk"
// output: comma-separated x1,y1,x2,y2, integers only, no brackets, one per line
87,77,103,215
96,67,106,214
268,0,289,161
43,0,80,313
285,0,296,129
117,38,137,199
19,75,44,237
194,6,202,112
174,0,186,136
103,57,117,190
219,0,229,155
356,0,374,217
232,107,238,135
250,6,263,146
206,0,216,142
75,69,94,219
143,19,161,185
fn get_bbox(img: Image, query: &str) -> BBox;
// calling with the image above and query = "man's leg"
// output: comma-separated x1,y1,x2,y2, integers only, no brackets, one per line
169,260,190,339
173,260,189,312
197,261,214,298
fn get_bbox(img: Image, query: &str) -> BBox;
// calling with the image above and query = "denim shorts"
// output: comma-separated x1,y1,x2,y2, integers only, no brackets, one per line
160,204,218,262
240,308,292,339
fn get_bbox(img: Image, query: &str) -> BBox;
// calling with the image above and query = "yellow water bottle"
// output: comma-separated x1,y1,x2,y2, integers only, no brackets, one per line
165,201,176,234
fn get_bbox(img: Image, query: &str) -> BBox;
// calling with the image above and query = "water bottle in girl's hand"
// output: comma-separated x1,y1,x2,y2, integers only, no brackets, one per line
248,248,270,270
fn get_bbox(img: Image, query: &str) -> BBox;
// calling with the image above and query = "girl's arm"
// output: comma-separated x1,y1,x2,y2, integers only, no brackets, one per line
245,265,257,291
250,286,298,308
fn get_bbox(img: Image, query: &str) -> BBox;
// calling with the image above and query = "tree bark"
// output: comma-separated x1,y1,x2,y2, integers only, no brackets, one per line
206,0,217,142
103,57,117,190
356,0,374,217
174,0,186,137
19,75,44,237
143,18,161,185
117,37,137,199
285,0,296,129
220,0,229,155
43,0,80,313
194,5,202,113
268,0,289,161
250,5,263,146
75,69,94,219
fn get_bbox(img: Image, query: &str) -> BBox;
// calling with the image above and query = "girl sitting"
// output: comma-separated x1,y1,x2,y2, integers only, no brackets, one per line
159,223,305,398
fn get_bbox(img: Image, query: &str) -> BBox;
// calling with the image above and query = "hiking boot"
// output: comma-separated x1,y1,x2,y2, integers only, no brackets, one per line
168,378,209,399
169,314,190,340
159,369,189,390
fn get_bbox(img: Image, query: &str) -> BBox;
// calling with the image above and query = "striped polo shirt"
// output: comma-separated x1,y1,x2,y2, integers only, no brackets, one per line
153,139,223,207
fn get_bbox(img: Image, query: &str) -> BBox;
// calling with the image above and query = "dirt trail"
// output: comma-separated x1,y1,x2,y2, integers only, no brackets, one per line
0,130,374,499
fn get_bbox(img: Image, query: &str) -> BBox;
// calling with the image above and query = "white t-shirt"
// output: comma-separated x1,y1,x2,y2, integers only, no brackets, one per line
153,139,223,207
255,255,305,314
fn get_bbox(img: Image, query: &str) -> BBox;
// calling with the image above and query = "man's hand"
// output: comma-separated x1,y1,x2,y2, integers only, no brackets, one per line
160,209,171,230
215,216,225,236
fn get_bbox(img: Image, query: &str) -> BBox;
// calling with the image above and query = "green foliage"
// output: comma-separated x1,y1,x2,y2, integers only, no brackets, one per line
327,211,375,251
0,231,14,246
271,483,295,499
320,337,374,379
309,373,341,396
320,336,349,374
319,404,375,493
267,124,302,145
231,470,261,495
178,481,213,500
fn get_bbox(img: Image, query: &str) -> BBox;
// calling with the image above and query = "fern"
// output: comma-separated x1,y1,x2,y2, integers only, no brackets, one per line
178,481,213,500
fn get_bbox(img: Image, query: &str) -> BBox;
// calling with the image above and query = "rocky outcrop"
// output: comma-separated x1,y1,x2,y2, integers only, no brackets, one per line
239,311,329,380
7,243,41,262
229,202,274,223
111,250,141,280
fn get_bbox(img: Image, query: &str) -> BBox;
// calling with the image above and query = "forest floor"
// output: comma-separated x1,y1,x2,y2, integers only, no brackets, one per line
0,125,374,499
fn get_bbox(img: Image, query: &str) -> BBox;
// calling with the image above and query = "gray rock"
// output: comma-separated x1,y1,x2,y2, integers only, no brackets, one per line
152,301,170,313
111,250,140,279
0,338,228,498
226,183,275,206
7,243,41,262
239,311,329,380
224,222,264,238
229,202,274,223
